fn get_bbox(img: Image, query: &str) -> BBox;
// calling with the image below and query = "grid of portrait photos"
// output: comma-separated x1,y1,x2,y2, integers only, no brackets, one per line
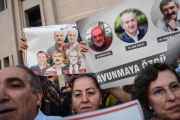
24,24,86,76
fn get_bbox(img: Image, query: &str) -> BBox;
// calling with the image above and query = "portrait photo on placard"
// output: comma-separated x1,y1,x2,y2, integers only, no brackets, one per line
85,22,113,52
151,0,180,32
115,9,148,43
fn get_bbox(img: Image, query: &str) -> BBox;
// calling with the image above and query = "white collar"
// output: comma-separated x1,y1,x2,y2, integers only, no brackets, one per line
125,29,139,38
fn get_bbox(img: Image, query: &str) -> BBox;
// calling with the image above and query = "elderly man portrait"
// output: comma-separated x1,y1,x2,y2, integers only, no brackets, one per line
0,65,61,120
156,0,180,32
46,50,65,75
46,30,67,66
62,50,81,74
120,12,147,43
30,51,50,75
65,28,81,54
90,26,112,52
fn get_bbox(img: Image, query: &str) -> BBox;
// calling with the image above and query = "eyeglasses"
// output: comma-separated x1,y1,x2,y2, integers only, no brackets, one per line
93,34,103,39
149,83,180,99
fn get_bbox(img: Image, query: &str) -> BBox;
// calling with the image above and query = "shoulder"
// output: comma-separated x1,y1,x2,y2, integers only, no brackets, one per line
62,65,69,70
46,45,56,53
120,32,129,41
138,28,147,33
46,66,54,71
105,36,112,42
30,65,39,69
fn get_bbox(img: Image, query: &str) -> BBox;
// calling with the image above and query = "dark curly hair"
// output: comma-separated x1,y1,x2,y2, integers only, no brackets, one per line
133,63,180,112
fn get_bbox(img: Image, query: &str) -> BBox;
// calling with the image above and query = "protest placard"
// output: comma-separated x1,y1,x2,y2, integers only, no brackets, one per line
61,100,144,120
24,24,86,76
76,0,180,89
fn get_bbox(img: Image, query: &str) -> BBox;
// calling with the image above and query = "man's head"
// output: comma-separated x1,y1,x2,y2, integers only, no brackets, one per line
68,50,80,65
160,0,179,20
61,86,67,92
0,65,42,120
54,30,64,45
37,51,46,66
65,82,71,92
67,28,78,45
91,26,105,47
48,75,59,83
121,12,138,36
53,50,64,65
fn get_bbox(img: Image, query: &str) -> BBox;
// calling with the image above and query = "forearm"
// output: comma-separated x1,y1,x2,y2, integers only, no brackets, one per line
107,87,131,103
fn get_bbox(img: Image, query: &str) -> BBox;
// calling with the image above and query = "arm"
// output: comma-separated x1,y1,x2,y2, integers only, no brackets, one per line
106,87,131,103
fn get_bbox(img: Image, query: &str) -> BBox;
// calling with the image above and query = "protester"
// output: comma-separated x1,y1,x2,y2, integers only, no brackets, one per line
68,73,102,114
61,86,67,92
133,63,180,120
0,65,61,120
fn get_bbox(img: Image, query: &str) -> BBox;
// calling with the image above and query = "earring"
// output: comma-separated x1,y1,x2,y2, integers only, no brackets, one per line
149,107,152,110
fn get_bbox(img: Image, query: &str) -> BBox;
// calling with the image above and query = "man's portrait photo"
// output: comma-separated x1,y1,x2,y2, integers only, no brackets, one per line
62,50,82,74
151,0,180,32
45,50,65,75
30,51,50,75
85,22,112,52
115,9,148,43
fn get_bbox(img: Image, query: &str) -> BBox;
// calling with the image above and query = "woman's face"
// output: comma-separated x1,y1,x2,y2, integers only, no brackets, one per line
72,76,102,114
148,70,180,120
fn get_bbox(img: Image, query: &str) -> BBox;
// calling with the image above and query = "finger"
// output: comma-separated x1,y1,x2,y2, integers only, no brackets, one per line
80,41,86,45
20,40,28,48
21,36,26,41
81,45,88,51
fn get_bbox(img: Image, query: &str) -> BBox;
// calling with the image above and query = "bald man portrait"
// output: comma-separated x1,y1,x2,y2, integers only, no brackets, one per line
46,30,67,66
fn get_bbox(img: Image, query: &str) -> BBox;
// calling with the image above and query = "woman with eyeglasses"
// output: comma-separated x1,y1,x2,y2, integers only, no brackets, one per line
132,63,180,120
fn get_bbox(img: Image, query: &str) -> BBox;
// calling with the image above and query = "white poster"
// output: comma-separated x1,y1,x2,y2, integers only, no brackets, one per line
76,0,180,89
61,100,144,120
24,24,86,76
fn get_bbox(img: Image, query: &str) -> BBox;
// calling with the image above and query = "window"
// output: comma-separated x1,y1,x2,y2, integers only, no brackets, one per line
25,5,42,27
4,56,9,67
0,0,7,12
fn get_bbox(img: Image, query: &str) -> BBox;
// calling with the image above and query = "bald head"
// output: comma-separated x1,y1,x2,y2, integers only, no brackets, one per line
54,30,64,45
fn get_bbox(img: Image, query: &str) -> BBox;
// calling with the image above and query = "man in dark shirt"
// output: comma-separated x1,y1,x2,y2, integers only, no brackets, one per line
30,51,49,75
46,30,67,66
120,12,147,43
90,26,112,52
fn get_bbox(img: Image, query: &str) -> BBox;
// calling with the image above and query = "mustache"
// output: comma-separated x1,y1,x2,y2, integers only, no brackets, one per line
55,59,60,62
166,12,175,17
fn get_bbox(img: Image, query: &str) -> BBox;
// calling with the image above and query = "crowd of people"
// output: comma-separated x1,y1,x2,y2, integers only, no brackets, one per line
1,0,180,120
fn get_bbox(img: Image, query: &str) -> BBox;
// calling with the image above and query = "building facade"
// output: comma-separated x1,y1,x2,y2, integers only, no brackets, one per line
0,0,122,86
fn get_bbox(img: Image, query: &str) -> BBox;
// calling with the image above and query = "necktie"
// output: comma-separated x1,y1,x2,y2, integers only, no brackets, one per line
72,65,76,74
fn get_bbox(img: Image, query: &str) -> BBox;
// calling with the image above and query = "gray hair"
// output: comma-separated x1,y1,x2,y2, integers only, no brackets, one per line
120,12,136,26
159,0,178,12
16,65,41,93
67,28,78,36
67,50,81,64
52,50,64,58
